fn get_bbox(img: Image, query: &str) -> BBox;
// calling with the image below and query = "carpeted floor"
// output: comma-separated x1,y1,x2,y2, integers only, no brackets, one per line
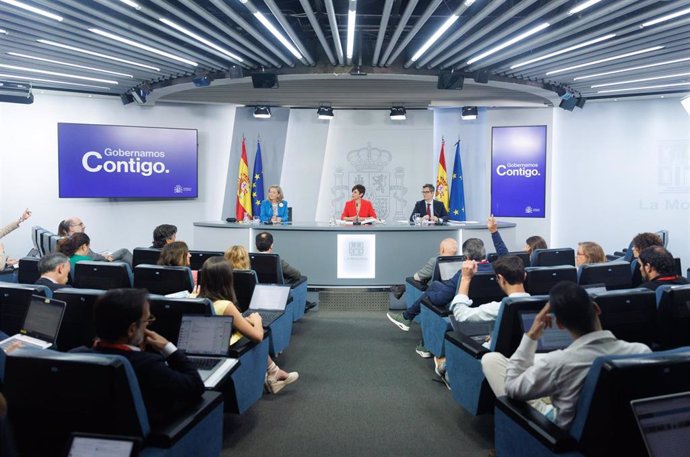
220,309,494,457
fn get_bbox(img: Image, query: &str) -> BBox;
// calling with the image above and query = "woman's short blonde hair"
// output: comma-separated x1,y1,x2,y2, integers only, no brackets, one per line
225,245,250,270
578,241,606,265
268,185,284,202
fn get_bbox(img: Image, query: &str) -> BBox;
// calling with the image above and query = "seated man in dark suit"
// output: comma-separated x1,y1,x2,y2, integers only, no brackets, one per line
35,252,71,291
255,231,302,284
410,183,448,223
72,289,204,426
638,246,688,290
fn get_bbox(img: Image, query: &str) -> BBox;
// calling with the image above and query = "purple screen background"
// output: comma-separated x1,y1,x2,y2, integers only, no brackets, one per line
58,123,198,198
491,126,547,218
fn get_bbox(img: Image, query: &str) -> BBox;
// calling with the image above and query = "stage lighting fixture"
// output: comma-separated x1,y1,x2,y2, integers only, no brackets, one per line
473,70,489,84
251,72,278,89
390,106,406,120
559,92,577,111
253,106,271,119
317,105,334,119
0,80,33,104
120,92,134,105
575,97,586,109
192,74,211,87
682,96,690,116
437,70,464,90
461,106,478,120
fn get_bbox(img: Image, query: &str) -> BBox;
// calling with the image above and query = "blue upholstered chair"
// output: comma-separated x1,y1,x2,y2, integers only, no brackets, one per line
4,349,224,457
655,284,690,349
132,248,162,267
226,337,270,414
525,266,578,295
233,269,258,313
0,283,51,336
404,255,464,311
444,295,549,415
188,250,223,271
52,288,105,351
249,253,308,322
134,265,194,295
488,251,531,267
590,288,657,348
17,257,40,284
494,347,690,457
530,248,576,267
577,261,632,290
73,260,133,290
146,296,215,344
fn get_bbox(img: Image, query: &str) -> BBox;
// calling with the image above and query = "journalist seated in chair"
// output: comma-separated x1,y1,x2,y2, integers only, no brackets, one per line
524,235,547,255
575,241,606,267
0,208,31,268
638,246,688,290
225,244,250,270
629,232,664,260
260,185,289,224
57,233,94,270
481,281,651,429
197,257,298,394
390,238,458,300
255,231,302,284
409,184,447,223
158,241,196,286
58,216,133,265
151,224,177,248
341,184,377,222
72,288,205,426
35,252,71,292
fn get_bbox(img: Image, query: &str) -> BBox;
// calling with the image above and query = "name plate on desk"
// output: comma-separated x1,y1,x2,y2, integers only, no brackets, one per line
337,234,375,279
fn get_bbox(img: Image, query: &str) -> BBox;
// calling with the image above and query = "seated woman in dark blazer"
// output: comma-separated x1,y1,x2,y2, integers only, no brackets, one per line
341,184,377,221
259,185,289,223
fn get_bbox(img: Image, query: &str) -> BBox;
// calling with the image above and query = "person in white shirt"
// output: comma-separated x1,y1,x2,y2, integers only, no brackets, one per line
450,255,529,323
481,281,651,429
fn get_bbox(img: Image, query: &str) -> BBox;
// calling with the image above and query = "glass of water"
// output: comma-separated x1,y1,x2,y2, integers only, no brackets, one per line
413,213,421,226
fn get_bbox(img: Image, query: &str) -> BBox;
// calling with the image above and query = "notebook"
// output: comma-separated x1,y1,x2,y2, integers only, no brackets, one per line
631,391,690,457
519,311,573,352
242,284,291,326
0,295,66,351
176,315,239,389
66,433,141,457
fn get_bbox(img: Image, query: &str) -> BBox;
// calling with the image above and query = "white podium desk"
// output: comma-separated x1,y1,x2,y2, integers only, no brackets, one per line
193,221,517,287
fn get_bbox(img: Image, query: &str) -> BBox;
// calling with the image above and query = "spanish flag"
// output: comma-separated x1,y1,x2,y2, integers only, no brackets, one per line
435,139,450,211
236,137,252,220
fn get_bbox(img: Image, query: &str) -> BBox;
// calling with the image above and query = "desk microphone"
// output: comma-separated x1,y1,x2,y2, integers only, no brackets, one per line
226,217,236,223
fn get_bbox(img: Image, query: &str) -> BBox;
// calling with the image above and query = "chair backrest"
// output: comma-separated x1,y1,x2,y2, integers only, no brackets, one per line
577,261,632,290
39,231,54,257
48,235,61,254
133,265,194,295
571,347,690,456
432,255,465,281
31,226,43,253
655,229,668,247
233,270,258,312
4,350,149,457
529,248,575,267
132,248,161,267
591,288,657,347
188,250,223,271
490,295,549,356
468,271,506,304
73,261,133,290
147,296,214,344
17,257,40,284
524,266,578,295
656,285,690,349
287,206,292,222
0,284,34,335
249,253,284,284
487,251,531,267
52,288,105,351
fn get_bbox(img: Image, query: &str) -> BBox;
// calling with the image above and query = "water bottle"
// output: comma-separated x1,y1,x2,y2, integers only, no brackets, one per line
329,216,335,226
243,213,250,224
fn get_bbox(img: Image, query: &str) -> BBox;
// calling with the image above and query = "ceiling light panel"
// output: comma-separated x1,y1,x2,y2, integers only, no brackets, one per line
37,39,161,72
573,57,690,81
159,17,243,62
253,12,302,59
591,72,690,88
597,81,690,93
0,64,119,84
510,34,616,69
546,46,664,75
0,0,63,21
467,22,550,65
89,28,198,66
6,52,134,78
640,7,690,28
0,72,110,90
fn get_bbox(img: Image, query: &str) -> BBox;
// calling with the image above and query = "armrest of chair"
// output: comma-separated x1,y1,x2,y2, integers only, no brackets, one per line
227,337,263,358
495,396,577,453
290,276,307,289
147,391,223,447
421,296,450,316
445,331,489,359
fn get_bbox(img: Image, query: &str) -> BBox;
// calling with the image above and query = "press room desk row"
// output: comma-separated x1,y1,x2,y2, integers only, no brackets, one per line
193,221,517,287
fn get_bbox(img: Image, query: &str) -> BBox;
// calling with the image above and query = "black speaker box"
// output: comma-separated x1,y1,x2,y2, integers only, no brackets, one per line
437,70,464,90
251,73,278,89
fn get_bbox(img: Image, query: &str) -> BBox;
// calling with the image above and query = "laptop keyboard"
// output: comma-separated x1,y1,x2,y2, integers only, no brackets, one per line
243,310,282,322
190,357,220,371
0,339,44,351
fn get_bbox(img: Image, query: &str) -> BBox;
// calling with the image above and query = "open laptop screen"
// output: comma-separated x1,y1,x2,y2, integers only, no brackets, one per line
23,295,66,343
67,433,140,457
177,315,232,356
519,311,573,352
631,392,690,457
249,284,290,311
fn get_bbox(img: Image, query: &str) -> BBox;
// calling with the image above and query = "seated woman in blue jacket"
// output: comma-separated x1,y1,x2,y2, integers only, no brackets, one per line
259,185,289,223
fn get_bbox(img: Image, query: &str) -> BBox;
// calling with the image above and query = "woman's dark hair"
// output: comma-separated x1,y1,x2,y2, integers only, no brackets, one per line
56,233,90,257
157,241,189,267
525,235,547,254
352,184,366,196
152,224,177,248
198,256,237,304
94,289,147,341
57,220,71,237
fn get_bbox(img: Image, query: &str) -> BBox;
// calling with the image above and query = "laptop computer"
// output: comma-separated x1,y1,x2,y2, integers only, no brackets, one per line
631,391,690,456
449,315,494,344
242,283,291,326
519,311,573,352
66,433,141,457
0,295,66,351
176,315,239,389
582,283,607,296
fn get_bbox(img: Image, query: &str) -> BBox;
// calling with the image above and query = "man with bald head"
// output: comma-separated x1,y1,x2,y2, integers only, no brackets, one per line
58,216,133,265
391,238,459,299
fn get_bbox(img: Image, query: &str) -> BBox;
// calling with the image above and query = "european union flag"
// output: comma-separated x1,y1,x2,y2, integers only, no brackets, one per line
252,141,264,213
448,141,466,221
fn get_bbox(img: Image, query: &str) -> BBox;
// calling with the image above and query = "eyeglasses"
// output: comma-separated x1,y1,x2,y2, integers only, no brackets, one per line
140,314,156,325
422,190,433,194
70,222,84,227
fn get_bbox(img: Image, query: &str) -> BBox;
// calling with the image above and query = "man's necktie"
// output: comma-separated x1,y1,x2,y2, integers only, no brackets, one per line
426,203,431,218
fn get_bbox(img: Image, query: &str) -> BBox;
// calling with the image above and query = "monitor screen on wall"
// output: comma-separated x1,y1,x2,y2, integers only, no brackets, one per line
491,125,547,218
58,123,198,198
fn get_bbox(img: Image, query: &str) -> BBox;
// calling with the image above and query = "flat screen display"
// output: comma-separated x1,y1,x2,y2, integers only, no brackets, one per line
491,125,547,218
58,123,198,198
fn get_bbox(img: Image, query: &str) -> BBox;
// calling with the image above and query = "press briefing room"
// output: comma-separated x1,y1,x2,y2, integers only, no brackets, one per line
1,1,690,456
